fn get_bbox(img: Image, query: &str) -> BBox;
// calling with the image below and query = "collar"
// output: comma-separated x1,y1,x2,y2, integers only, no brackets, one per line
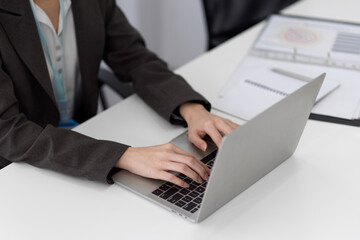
30,0,72,10
30,0,72,34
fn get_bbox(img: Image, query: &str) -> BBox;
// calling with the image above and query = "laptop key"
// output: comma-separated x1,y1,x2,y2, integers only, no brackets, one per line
159,184,170,191
190,207,199,213
195,186,205,193
152,189,163,196
159,187,178,200
188,184,197,190
189,191,199,198
179,188,190,195
194,197,202,204
178,174,187,180
183,177,193,184
201,150,217,165
175,200,186,208
167,193,183,204
193,181,201,186
182,196,193,202
207,161,214,168
183,202,197,212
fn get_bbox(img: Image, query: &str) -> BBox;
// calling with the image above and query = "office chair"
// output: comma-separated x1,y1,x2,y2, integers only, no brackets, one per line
98,68,134,110
202,0,298,49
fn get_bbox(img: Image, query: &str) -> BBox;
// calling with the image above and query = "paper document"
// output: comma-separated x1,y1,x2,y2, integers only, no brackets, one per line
215,57,340,120
215,15,360,122
254,15,360,68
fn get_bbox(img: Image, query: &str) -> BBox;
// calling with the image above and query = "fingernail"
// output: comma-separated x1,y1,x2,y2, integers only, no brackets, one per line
201,143,207,152
204,174,209,181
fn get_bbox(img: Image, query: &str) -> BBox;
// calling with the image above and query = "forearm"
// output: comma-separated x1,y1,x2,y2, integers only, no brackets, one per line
0,115,128,182
102,2,210,122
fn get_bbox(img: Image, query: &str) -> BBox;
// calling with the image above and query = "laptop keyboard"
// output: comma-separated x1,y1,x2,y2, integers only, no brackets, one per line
151,150,217,214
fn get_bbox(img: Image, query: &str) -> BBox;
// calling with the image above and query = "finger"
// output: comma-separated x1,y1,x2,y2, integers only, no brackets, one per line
157,171,189,188
171,145,211,175
170,143,195,157
166,152,210,181
214,119,234,135
204,123,223,147
164,141,210,176
188,131,208,152
225,119,240,129
166,144,209,172
164,161,203,184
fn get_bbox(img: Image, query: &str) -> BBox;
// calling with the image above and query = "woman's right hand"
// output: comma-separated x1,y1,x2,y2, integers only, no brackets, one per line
115,143,210,188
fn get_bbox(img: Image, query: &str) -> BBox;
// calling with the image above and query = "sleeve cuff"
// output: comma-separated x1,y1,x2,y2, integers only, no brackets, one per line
170,100,211,127
106,168,122,184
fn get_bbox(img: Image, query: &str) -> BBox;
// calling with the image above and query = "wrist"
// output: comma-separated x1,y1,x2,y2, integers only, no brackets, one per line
115,147,133,169
179,103,206,123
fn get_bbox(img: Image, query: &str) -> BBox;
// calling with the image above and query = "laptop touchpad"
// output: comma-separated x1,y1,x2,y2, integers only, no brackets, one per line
170,131,217,160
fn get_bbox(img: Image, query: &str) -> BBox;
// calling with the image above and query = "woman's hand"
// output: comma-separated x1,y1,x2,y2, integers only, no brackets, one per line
180,103,239,151
115,143,210,188
115,103,237,188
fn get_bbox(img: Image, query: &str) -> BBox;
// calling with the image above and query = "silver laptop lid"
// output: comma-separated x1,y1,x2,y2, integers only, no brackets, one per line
196,73,325,222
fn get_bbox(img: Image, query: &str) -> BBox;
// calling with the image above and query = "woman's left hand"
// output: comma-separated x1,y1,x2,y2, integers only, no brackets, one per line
179,103,239,151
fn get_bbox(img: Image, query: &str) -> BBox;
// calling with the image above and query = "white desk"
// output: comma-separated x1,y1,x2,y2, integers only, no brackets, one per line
1,0,360,239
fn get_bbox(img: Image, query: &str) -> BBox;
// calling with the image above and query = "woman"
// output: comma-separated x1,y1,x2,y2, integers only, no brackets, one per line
0,0,238,187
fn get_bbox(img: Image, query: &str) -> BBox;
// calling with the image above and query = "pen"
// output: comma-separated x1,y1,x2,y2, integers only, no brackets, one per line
272,68,312,82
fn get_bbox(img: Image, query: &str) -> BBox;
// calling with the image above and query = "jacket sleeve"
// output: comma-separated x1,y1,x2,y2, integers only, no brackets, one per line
102,0,211,123
0,57,129,183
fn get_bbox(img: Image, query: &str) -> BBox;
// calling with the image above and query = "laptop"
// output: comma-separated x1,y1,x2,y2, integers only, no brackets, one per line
113,73,325,223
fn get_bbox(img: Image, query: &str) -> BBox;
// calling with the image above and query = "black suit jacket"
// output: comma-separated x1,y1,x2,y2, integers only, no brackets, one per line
0,0,209,182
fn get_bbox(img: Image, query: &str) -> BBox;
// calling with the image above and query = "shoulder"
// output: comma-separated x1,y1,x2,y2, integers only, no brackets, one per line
73,0,117,11
73,0,123,21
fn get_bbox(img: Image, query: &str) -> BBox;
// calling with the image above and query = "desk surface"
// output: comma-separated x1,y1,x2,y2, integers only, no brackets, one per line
1,0,360,239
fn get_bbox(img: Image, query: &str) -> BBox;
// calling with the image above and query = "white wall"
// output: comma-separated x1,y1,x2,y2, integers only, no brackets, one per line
116,0,207,69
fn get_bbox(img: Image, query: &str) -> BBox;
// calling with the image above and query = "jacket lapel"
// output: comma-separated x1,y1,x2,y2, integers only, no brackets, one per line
0,0,105,119
0,0,57,106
